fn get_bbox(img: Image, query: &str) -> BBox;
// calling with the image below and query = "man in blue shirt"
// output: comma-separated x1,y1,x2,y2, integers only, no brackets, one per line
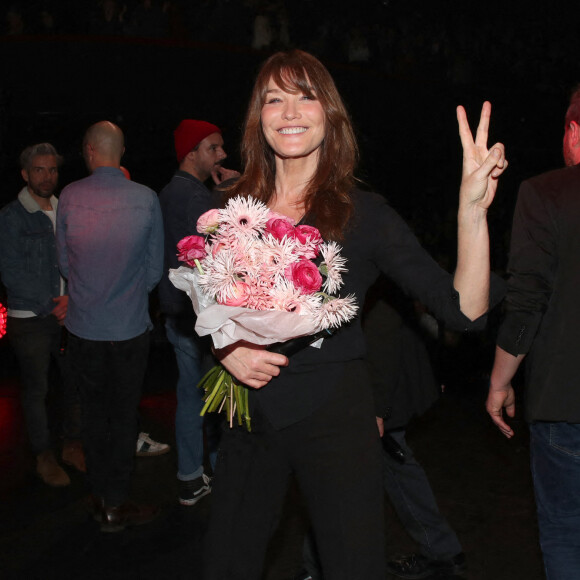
57,121,164,532
0,143,83,487
158,119,238,506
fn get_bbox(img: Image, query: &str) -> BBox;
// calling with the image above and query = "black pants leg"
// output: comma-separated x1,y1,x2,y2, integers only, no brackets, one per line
203,360,385,580
69,331,149,506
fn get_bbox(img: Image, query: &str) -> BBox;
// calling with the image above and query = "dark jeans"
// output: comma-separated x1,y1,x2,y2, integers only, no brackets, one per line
203,360,385,580
382,428,462,560
9,315,81,454
69,331,149,506
530,421,580,580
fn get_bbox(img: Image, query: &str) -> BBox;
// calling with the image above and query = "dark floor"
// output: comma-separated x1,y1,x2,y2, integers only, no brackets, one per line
0,335,545,580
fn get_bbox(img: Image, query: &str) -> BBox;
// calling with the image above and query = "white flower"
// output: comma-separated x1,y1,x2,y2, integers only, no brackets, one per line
319,241,348,294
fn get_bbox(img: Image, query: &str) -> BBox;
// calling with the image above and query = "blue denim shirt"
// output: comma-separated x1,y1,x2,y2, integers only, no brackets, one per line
0,187,61,317
56,167,164,341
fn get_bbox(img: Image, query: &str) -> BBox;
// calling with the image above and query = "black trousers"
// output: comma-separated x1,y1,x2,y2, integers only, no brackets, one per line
9,315,80,454
203,359,385,580
68,331,149,506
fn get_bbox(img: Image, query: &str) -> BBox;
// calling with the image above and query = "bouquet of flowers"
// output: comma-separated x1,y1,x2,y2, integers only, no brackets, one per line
169,195,358,431
0,303,6,339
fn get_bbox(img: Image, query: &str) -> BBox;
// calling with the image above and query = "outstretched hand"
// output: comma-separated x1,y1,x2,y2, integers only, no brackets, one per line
457,101,507,211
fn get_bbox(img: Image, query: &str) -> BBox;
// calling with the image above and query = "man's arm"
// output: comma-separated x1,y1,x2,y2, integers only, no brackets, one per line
55,194,69,279
147,195,165,292
486,345,525,438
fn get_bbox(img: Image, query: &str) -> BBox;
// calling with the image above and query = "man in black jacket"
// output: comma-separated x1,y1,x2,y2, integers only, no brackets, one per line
487,86,580,579
158,119,238,506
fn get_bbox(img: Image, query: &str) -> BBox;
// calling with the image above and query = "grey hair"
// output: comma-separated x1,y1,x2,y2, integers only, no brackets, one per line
19,143,63,170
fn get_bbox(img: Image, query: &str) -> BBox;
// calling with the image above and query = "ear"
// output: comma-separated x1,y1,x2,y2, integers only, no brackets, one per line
570,121,580,147
21,168,29,183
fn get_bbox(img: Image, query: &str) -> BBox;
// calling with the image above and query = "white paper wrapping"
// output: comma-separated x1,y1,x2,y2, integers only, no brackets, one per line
169,266,319,349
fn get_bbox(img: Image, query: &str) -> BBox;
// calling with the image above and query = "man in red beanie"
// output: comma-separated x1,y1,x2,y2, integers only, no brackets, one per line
158,119,239,506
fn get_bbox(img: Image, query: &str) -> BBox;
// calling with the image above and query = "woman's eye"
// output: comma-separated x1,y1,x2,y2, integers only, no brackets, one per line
266,97,281,104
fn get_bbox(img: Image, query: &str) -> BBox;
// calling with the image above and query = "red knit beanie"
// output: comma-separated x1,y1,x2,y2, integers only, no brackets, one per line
174,120,221,163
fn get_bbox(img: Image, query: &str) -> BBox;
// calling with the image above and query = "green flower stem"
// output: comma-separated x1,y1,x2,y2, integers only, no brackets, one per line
198,364,252,431
200,370,226,415
194,258,205,275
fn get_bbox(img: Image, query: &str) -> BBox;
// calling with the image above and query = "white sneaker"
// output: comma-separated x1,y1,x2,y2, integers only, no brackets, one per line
136,432,171,457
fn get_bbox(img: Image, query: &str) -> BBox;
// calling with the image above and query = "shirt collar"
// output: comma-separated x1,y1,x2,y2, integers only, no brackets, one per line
17,186,58,214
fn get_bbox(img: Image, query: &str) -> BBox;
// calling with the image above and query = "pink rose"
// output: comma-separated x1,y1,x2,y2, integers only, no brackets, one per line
177,235,207,266
265,217,296,241
285,260,323,294
219,280,252,307
294,225,323,246
197,209,220,234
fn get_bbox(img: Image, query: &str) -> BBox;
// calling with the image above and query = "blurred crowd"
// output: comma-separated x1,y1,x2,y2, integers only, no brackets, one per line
3,0,579,87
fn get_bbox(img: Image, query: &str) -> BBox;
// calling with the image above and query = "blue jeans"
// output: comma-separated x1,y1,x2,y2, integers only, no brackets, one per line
165,316,219,480
382,429,462,560
530,421,580,580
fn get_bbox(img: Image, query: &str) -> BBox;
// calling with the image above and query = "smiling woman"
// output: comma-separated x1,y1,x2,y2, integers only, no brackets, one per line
203,48,507,580
261,79,326,165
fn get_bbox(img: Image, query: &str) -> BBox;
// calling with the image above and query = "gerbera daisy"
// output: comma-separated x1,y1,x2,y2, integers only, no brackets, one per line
218,195,270,239
198,250,241,301
313,295,358,330
259,234,300,282
319,241,348,294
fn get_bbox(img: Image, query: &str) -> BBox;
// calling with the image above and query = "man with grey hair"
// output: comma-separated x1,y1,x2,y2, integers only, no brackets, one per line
57,121,164,532
487,85,580,578
0,143,84,487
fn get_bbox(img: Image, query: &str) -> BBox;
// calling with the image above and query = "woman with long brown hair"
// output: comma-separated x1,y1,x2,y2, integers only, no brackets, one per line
204,49,506,580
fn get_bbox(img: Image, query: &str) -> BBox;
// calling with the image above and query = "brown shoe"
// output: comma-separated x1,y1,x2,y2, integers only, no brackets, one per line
100,501,159,533
36,450,70,487
62,440,86,473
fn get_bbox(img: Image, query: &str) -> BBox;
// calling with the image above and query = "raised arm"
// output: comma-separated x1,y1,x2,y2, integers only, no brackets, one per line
454,102,507,320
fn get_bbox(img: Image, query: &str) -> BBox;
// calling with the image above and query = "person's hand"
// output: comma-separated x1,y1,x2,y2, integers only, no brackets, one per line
214,340,289,389
456,101,507,212
486,382,516,438
376,416,384,438
51,295,68,325
211,166,240,185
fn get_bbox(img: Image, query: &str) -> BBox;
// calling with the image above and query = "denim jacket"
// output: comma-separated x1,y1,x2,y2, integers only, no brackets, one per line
0,187,61,316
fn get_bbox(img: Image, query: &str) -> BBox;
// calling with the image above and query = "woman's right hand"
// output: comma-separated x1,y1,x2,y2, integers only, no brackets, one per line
214,341,289,389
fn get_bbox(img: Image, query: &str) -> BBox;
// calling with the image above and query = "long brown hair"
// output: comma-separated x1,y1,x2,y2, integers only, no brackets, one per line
224,49,358,240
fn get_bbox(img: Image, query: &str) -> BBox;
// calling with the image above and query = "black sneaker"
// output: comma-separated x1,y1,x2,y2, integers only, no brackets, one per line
387,552,466,579
178,473,211,506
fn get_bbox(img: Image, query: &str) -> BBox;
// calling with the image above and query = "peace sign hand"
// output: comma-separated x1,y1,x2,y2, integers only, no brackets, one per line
457,101,507,212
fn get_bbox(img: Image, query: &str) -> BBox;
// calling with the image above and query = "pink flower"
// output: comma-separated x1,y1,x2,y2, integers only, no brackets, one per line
294,225,322,246
219,280,252,307
294,225,323,259
197,209,220,234
265,217,296,241
285,259,323,294
177,235,207,266
268,211,296,225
